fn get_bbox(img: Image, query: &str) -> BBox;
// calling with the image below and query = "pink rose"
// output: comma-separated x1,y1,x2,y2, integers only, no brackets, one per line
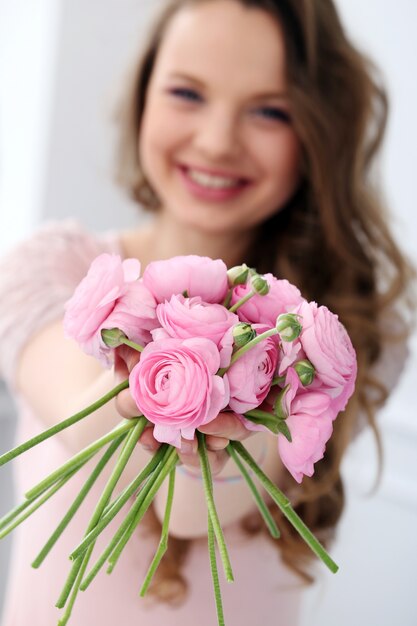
129,337,229,447
231,275,304,327
64,254,157,366
226,328,278,414
143,255,228,304
278,387,333,483
297,301,357,415
152,295,238,367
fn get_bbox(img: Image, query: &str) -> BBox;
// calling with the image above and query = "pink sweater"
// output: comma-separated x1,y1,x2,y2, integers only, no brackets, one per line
0,222,303,626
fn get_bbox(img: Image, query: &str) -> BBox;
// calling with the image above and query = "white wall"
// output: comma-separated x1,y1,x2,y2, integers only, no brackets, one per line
0,0,63,613
0,0,62,253
0,0,416,624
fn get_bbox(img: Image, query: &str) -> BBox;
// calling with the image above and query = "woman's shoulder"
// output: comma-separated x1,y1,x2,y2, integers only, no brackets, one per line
1,219,121,268
0,220,122,387
0,219,123,304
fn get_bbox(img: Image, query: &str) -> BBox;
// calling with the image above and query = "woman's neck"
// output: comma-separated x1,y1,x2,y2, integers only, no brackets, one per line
121,213,256,270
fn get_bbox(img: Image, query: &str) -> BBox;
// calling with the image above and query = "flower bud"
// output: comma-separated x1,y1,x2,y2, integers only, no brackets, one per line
294,359,315,386
276,313,302,342
101,328,127,348
232,322,257,348
227,263,249,286
250,274,270,296
273,385,289,420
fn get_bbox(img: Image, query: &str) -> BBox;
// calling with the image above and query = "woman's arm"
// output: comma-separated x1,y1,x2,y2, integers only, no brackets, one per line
15,319,155,489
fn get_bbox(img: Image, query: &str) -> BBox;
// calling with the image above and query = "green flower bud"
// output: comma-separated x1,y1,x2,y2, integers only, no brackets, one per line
227,263,250,286
101,328,127,348
276,313,302,342
232,322,257,348
294,359,315,386
250,274,270,296
273,384,290,420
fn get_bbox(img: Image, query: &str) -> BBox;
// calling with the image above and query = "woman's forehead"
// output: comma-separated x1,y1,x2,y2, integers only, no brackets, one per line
153,0,288,94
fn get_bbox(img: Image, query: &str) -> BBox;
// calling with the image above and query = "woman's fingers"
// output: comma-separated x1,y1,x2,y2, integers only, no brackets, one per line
138,426,161,453
127,410,252,476
114,346,140,382
205,435,229,451
178,446,229,477
114,346,142,418
198,411,252,442
115,387,140,419
135,428,230,476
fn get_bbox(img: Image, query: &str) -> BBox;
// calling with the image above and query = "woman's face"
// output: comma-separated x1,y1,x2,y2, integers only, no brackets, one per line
139,0,301,235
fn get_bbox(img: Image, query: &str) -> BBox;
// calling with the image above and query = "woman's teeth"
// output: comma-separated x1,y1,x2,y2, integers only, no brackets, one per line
187,168,242,189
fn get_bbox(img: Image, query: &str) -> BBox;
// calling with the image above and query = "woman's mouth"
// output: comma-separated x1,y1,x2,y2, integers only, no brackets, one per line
177,165,251,201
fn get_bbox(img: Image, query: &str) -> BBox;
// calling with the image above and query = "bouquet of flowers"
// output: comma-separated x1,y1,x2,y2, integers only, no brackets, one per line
0,254,357,626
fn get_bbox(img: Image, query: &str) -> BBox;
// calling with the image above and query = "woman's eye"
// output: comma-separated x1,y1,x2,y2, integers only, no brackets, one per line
168,87,202,103
254,106,291,123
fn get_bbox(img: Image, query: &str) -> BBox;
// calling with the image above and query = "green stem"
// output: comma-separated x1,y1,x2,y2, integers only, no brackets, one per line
208,512,225,626
80,447,177,590
0,464,81,540
70,445,167,561
139,466,176,596
229,328,278,366
57,546,94,625
218,328,279,376
79,475,154,591
197,432,234,583
0,379,129,468
32,434,126,569
231,441,339,574
56,417,147,610
56,555,85,609
221,288,233,308
271,375,286,386
226,443,280,539
120,337,144,352
0,462,86,531
26,418,139,501
106,448,178,574
244,410,280,434
228,289,256,313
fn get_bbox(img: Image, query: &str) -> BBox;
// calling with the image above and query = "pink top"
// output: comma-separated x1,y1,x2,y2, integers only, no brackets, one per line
0,221,303,626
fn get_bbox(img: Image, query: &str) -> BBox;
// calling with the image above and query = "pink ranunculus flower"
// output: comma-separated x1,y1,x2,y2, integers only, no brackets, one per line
143,255,228,304
278,387,333,483
64,253,157,366
277,339,305,376
297,300,357,416
152,295,239,367
129,337,229,447
226,327,279,414
102,278,159,347
230,274,304,327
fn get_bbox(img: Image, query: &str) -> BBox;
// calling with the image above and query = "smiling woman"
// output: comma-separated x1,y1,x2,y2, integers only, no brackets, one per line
0,0,415,625
137,0,301,246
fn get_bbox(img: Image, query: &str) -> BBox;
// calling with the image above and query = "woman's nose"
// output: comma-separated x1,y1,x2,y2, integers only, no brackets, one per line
193,107,241,160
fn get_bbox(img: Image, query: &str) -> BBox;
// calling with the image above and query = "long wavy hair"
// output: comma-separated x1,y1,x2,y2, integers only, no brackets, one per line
114,0,415,604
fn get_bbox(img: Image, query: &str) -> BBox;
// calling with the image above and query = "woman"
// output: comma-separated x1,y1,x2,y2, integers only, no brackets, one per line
0,1,414,624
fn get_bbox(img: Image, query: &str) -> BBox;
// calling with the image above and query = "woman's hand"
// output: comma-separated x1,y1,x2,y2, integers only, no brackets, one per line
114,345,254,476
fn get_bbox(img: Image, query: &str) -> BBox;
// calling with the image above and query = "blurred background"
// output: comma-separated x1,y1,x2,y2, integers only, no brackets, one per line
0,0,416,624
